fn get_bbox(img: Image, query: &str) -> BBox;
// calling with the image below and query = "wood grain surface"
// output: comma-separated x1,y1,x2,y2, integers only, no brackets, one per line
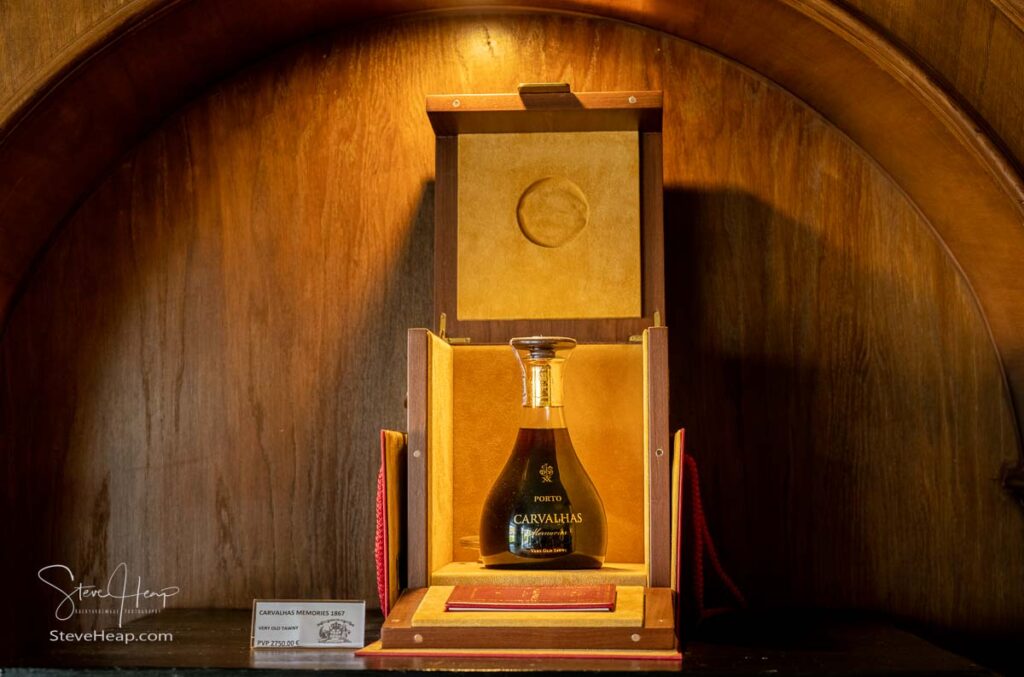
2,0,1024,446
380,588,676,650
2,2,1022,168
840,0,1024,173
0,0,158,123
1,10,1022,661
406,330,431,590
645,328,671,589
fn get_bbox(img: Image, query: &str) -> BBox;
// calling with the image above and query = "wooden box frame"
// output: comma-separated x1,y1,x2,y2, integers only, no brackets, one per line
405,326,672,589
427,89,664,344
370,89,678,656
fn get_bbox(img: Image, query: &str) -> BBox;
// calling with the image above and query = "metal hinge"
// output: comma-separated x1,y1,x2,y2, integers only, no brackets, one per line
438,313,471,344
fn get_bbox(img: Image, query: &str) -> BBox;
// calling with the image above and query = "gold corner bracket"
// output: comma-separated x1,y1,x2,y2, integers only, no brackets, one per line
438,312,470,344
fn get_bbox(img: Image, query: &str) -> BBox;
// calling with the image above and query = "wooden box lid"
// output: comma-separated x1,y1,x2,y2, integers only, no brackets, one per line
428,85,664,344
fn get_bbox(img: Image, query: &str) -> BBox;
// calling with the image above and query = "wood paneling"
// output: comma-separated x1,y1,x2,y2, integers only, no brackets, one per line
0,1,1019,448
660,61,1024,635
2,1,1024,452
841,0,1024,172
2,1,1020,173
0,0,157,123
1,9,1022,658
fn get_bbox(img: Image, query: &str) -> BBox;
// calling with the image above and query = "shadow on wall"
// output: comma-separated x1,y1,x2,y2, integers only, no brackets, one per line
663,186,1021,637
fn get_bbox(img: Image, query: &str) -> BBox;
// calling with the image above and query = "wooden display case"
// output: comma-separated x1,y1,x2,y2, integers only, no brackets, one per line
370,86,680,658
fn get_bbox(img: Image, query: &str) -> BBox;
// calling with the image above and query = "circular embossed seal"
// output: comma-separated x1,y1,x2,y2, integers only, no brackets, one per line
516,176,589,248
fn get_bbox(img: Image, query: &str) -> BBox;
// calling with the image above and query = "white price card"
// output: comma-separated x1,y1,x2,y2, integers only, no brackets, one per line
251,599,365,649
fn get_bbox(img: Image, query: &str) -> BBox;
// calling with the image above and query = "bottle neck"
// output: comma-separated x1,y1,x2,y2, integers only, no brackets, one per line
520,359,567,429
522,361,565,407
520,404,567,430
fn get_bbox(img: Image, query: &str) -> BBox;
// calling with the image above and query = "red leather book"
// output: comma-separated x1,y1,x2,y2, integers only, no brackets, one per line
445,584,617,612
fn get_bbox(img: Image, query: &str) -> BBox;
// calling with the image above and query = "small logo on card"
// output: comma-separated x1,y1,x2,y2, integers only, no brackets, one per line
317,618,354,644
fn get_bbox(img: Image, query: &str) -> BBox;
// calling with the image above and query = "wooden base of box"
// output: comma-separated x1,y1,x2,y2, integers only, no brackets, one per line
429,561,649,587
357,640,683,662
381,587,677,650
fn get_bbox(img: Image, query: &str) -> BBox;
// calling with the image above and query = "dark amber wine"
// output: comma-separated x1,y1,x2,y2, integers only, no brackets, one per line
480,336,607,569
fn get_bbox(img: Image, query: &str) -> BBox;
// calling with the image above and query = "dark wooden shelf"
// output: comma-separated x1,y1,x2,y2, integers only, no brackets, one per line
4,608,995,674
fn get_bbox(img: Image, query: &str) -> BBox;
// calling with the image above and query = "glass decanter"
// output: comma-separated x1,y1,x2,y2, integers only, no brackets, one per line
479,336,607,569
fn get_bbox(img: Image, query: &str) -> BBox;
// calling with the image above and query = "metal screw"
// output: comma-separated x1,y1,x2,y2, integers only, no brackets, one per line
413,449,421,459
628,96,637,104
452,99,461,108
631,633,641,642
655,448,664,457
413,634,424,643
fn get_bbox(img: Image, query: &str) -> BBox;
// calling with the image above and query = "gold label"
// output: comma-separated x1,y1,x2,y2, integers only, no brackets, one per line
527,364,551,406
512,512,584,525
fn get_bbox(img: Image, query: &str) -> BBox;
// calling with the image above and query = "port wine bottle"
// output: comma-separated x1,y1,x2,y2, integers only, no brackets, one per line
480,336,607,569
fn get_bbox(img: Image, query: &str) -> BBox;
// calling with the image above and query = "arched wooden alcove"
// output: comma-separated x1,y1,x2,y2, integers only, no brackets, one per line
2,0,1023,662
